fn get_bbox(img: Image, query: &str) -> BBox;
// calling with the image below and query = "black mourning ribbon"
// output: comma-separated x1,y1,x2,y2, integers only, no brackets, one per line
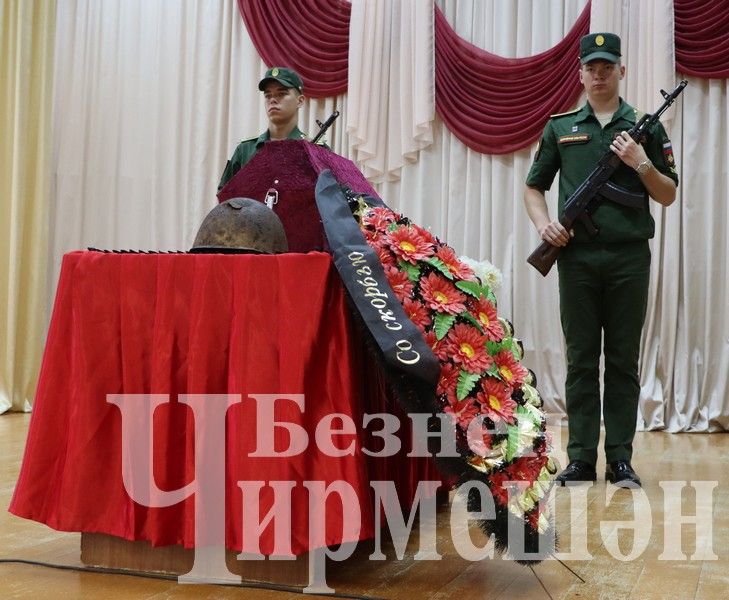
314,170,441,392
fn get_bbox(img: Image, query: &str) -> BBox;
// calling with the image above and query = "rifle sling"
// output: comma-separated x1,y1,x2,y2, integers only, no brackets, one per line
598,180,646,210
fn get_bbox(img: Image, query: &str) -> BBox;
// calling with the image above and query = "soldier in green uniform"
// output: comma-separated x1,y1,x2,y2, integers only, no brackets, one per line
524,33,678,487
218,67,312,191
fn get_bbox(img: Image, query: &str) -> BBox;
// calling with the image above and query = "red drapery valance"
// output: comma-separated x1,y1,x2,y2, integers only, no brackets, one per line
238,1,727,155
674,0,729,78
433,3,590,155
237,0,351,97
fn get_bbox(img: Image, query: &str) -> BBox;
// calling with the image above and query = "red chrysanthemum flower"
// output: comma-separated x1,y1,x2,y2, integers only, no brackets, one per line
410,223,438,246
507,455,548,484
466,424,493,458
402,296,431,332
493,350,529,387
443,385,460,407
488,470,510,506
444,396,479,429
385,226,434,264
362,207,396,230
424,330,450,361
491,468,532,506
473,298,504,342
363,227,387,248
375,245,396,267
436,362,459,397
419,273,467,315
445,323,492,373
477,377,517,423
435,246,475,280
526,508,541,531
385,266,414,302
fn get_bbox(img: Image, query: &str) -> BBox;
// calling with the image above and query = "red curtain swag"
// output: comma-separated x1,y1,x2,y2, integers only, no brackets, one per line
237,0,351,97
674,0,729,78
433,3,590,155
238,0,728,154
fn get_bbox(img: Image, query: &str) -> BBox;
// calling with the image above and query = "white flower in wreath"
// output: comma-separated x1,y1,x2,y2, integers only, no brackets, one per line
459,256,503,290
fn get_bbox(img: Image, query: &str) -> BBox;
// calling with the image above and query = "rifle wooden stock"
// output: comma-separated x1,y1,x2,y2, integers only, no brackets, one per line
527,240,562,276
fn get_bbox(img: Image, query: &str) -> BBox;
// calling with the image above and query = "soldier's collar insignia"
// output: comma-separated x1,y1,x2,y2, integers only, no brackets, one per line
550,107,580,119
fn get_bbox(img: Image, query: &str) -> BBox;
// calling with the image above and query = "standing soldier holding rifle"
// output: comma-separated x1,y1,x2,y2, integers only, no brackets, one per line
523,33,681,487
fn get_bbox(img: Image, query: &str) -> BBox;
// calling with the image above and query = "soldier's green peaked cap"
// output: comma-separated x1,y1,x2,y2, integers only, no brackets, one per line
580,33,621,64
258,67,304,92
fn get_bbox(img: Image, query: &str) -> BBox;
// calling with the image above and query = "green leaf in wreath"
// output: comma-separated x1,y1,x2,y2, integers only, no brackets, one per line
488,340,518,357
510,337,523,360
457,370,481,400
505,423,521,461
455,279,489,300
519,403,543,429
398,260,421,282
459,311,485,333
434,313,457,340
426,257,454,280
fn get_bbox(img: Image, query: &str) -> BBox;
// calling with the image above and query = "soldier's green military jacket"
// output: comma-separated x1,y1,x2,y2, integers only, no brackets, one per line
217,126,311,192
526,98,679,243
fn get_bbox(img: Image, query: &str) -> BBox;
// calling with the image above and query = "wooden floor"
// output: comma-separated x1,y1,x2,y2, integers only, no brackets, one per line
2,412,728,599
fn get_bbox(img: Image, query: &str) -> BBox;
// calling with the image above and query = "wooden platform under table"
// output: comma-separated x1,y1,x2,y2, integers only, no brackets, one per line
80,533,309,586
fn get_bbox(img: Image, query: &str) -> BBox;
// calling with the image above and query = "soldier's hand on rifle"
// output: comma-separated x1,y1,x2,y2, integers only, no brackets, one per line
539,220,573,247
610,131,649,170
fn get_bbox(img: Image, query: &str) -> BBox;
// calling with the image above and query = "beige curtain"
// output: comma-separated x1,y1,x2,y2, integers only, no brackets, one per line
347,0,434,183
48,0,349,286
0,0,55,413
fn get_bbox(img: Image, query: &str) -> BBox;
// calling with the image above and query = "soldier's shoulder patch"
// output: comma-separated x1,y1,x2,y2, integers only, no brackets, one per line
550,108,580,119
662,140,676,171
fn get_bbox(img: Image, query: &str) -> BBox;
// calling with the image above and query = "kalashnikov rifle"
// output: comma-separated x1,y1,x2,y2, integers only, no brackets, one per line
527,80,687,276
312,110,340,144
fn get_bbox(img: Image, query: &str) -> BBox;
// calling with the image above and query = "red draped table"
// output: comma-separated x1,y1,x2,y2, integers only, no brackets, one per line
10,251,442,570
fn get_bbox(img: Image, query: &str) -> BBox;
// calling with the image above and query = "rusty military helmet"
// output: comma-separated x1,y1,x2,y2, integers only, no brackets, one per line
190,198,288,254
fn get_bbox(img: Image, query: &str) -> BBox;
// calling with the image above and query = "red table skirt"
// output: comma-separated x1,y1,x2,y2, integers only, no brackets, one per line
9,251,443,554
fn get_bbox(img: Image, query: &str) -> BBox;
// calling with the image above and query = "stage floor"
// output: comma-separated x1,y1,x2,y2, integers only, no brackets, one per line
2,412,728,599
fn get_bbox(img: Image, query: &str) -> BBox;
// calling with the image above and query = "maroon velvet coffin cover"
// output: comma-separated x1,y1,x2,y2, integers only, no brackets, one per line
217,140,378,253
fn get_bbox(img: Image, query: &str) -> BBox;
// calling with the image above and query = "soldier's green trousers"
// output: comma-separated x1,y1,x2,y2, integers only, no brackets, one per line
557,241,651,466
